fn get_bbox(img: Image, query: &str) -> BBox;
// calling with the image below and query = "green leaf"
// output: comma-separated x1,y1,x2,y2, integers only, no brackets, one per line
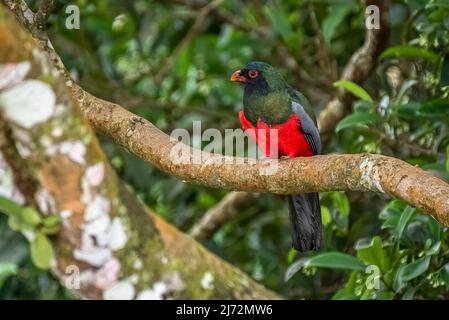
356,236,389,272
332,271,360,300
0,262,17,287
446,145,449,173
402,287,416,300
264,6,292,39
336,112,381,132
405,0,428,10
20,207,42,227
381,46,439,64
428,217,442,243
322,4,352,44
396,206,415,240
321,206,332,227
8,215,22,231
306,252,365,270
40,215,61,235
417,99,449,117
440,53,449,87
287,248,298,264
286,253,365,282
0,196,22,217
425,241,441,256
394,256,431,291
285,257,310,281
379,201,405,230
439,263,449,290
334,80,373,102
30,233,54,270
330,192,350,216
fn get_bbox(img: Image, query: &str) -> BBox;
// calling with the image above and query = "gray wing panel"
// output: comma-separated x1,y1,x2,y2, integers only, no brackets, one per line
291,101,321,155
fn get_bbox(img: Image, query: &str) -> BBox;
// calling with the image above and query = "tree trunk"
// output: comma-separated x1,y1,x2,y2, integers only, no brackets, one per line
0,5,278,300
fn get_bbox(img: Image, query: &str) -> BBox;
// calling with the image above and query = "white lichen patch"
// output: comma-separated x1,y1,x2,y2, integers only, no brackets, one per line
129,274,139,284
0,153,25,205
0,62,31,90
75,193,128,268
81,178,92,204
58,141,86,165
51,127,63,138
103,279,135,300
74,247,112,267
60,210,73,228
359,157,384,193
133,258,143,270
85,195,110,222
93,258,121,290
84,215,111,246
201,272,214,290
35,189,56,215
60,209,72,219
161,256,169,265
79,270,95,286
40,135,53,149
85,162,105,187
0,80,56,129
11,127,33,146
164,272,185,292
136,281,167,300
22,230,36,242
15,142,31,158
109,217,127,251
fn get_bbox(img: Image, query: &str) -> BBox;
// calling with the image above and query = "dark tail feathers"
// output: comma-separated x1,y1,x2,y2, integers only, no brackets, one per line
287,193,323,252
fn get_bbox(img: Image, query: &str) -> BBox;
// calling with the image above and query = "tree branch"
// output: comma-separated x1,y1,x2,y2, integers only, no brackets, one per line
3,0,53,39
318,0,390,136
189,192,260,241
33,0,54,38
69,84,449,227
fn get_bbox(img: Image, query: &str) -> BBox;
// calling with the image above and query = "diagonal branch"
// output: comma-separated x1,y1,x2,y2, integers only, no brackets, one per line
33,0,54,38
153,0,224,83
189,192,260,240
3,0,54,39
70,84,449,227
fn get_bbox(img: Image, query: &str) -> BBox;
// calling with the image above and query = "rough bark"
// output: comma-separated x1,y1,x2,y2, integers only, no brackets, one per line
0,6,278,300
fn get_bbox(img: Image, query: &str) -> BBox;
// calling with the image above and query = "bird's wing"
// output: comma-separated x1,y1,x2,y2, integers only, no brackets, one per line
291,100,321,155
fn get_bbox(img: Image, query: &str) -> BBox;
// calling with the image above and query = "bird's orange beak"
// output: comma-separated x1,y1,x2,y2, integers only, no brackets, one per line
230,70,247,83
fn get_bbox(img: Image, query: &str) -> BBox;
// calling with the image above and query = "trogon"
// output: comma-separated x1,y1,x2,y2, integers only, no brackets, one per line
230,61,323,252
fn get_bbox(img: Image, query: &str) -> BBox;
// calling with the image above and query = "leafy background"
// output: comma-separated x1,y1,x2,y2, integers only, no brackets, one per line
1,0,449,299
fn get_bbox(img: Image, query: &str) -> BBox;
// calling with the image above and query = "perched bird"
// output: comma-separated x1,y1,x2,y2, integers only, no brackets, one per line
230,61,323,252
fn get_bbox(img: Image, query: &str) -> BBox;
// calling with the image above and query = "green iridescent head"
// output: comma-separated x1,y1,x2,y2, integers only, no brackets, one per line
230,61,287,94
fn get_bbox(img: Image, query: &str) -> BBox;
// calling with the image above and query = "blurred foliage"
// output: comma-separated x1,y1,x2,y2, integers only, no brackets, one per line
1,0,449,299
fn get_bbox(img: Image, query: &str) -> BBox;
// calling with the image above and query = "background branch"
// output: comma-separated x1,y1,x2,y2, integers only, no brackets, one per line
189,192,260,241
153,0,225,84
318,0,390,136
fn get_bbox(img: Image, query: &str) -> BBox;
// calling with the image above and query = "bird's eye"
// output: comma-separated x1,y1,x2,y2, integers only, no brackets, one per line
248,70,258,79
